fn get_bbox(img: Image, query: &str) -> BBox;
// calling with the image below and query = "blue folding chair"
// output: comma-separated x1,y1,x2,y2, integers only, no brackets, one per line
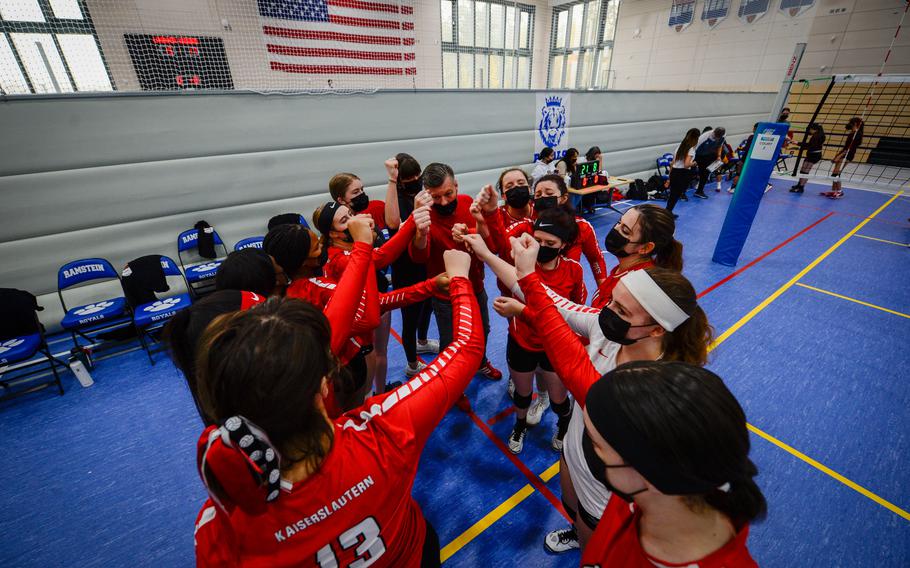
234,236,264,251
128,256,193,365
0,289,68,401
177,227,228,298
57,258,134,362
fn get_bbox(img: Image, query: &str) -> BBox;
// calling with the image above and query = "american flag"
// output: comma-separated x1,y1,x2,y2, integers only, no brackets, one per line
257,0,416,76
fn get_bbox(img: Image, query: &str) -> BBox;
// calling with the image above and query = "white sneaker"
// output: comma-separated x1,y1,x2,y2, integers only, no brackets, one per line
525,392,550,426
405,360,427,378
551,432,564,452
544,527,579,553
508,425,527,454
416,339,439,354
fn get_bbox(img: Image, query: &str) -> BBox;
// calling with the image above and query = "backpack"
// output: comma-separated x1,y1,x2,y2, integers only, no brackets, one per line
626,179,648,200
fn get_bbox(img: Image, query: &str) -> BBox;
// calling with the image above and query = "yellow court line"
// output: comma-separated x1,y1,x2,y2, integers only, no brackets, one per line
709,190,904,349
441,191,907,561
747,424,910,522
795,282,910,320
854,234,908,247
440,462,559,563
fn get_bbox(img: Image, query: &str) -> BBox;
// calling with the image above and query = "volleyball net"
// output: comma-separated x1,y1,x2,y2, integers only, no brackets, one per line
779,74,910,191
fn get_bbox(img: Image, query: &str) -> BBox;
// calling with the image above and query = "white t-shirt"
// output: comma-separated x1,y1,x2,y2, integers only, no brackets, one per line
531,160,552,181
671,144,696,169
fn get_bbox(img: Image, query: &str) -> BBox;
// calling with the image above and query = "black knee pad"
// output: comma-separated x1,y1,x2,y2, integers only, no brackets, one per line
551,398,572,417
513,391,533,410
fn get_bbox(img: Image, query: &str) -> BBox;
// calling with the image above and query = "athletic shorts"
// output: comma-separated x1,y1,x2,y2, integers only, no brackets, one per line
804,151,822,164
506,334,554,373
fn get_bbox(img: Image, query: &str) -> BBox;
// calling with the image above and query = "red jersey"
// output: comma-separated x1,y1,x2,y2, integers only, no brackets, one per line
590,260,654,309
409,194,504,294
564,216,607,285
582,498,757,568
363,200,387,231
509,257,585,352
323,216,416,282
193,278,484,568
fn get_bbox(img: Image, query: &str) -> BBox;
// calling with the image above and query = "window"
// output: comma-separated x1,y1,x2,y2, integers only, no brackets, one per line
0,0,112,94
549,0,619,89
440,0,534,89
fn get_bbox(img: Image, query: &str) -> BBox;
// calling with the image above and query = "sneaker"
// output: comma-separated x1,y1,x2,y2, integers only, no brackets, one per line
551,431,564,452
693,192,708,199
416,339,439,354
819,191,834,197
672,213,679,219
508,425,527,454
405,360,427,378
526,392,550,426
764,183,773,193
790,183,802,190
828,190,844,200
544,527,579,553
790,186,804,194
507,377,515,399
478,361,503,381
680,194,689,202
727,187,735,194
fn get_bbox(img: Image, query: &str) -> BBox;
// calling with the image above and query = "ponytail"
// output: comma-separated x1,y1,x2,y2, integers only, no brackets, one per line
633,204,684,271
646,267,713,366
700,459,768,523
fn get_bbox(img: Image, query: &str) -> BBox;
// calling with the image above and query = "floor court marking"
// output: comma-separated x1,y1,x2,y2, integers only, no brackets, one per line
794,282,910,320
854,234,908,248
444,190,907,559
439,462,561,563
762,197,910,228
485,211,834,428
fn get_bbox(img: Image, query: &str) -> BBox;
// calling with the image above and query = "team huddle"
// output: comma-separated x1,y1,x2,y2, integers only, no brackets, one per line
166,154,767,567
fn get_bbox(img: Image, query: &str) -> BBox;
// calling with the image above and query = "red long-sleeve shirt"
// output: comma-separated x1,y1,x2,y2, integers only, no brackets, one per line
517,272,601,406
193,277,484,568
408,194,504,294
323,216,416,282
509,257,586,352
582,498,757,568
565,216,607,284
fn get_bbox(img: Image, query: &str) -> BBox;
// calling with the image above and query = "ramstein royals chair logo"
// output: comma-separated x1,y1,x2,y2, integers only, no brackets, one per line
538,96,567,147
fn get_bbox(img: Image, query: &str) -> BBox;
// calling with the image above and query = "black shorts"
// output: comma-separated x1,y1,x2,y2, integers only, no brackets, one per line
805,151,822,164
506,334,554,373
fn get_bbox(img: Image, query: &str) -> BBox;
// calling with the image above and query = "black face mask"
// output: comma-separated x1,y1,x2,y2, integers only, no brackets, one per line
598,306,655,345
604,226,640,258
433,200,458,216
349,193,370,213
505,185,531,208
401,180,422,195
534,196,558,212
342,228,354,243
536,245,560,264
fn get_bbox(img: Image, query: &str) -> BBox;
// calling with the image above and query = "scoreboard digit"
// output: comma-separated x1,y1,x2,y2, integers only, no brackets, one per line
125,34,234,91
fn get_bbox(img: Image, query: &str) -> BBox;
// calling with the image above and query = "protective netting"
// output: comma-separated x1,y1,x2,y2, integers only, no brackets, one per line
781,74,910,190
0,0,619,95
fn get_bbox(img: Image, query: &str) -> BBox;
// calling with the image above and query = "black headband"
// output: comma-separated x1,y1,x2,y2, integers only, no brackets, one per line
533,217,572,244
317,201,341,236
585,377,726,495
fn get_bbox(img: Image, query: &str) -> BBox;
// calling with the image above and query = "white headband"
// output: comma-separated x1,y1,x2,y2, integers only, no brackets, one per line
620,270,690,332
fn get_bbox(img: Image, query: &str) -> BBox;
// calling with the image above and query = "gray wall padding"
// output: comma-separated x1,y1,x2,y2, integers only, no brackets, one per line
0,90,773,331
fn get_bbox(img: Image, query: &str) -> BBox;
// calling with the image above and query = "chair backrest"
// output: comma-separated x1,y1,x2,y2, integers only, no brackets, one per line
58,258,119,291
657,157,672,167
158,255,183,277
177,228,225,253
234,236,265,251
177,228,228,268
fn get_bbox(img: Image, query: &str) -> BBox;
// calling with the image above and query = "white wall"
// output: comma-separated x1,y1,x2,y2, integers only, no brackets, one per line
0,88,773,330
610,0,817,91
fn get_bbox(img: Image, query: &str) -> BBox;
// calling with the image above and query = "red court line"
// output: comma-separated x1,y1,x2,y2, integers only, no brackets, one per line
485,212,834,427
387,328,570,522
762,197,908,227
697,213,833,298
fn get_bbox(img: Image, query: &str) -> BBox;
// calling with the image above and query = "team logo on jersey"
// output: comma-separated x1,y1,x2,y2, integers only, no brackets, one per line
0,338,25,355
74,301,114,316
143,297,182,312
538,96,567,148
191,262,220,273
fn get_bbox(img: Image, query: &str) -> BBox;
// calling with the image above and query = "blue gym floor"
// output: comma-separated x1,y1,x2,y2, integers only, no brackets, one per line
2,179,908,567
